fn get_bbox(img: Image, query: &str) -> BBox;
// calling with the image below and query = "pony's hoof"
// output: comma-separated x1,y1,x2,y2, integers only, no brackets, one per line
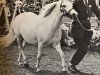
36,68,41,72
61,71,68,75
18,62,24,67
24,63,29,68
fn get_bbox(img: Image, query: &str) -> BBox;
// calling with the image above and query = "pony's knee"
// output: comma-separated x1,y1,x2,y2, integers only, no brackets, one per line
60,53,65,59
37,55,41,60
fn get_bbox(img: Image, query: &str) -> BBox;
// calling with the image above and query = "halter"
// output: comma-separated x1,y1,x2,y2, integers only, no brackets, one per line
60,1,74,18
67,8,74,15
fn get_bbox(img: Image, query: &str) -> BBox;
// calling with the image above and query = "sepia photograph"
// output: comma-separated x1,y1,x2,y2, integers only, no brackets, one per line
0,0,100,75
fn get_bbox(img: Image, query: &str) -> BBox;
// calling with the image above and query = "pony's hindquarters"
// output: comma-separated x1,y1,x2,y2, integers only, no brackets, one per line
12,12,39,44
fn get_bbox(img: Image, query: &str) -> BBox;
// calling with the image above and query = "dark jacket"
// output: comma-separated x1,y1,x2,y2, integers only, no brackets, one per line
71,0,100,38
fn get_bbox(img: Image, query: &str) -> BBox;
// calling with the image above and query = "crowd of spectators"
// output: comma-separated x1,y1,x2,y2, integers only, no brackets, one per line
0,0,59,35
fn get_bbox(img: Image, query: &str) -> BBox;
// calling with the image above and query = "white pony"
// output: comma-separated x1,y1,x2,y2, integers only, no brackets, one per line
0,0,77,73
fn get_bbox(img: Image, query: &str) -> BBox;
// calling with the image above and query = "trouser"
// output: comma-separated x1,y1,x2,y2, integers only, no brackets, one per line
71,31,93,65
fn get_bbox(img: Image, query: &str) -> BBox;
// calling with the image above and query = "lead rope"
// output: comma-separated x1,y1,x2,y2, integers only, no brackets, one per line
76,18,92,31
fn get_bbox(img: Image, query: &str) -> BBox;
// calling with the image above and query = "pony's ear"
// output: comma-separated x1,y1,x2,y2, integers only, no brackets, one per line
58,0,61,1
43,2,57,17
58,0,63,1
59,0,66,2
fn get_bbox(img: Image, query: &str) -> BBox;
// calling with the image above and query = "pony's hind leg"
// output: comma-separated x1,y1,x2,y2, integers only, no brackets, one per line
36,42,43,72
17,35,29,68
22,40,26,48
54,42,67,74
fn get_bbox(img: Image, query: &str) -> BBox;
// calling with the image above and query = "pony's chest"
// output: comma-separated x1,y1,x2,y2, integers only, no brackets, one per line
47,28,62,44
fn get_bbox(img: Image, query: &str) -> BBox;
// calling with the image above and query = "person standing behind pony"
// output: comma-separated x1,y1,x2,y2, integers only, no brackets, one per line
68,0,100,73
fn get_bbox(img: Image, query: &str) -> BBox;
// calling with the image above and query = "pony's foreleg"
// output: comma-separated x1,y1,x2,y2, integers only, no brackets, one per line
17,36,28,67
54,42,66,71
36,42,43,72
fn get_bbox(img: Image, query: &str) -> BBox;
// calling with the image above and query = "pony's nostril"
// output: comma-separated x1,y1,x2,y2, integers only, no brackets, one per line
72,13,78,20
72,13,78,19
73,13,75,15
72,13,75,17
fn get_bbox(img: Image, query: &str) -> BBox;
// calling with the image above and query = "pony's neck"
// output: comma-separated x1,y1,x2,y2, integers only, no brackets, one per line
48,3,63,30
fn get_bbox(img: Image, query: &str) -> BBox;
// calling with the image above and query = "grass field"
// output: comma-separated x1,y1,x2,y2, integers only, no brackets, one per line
0,17,100,75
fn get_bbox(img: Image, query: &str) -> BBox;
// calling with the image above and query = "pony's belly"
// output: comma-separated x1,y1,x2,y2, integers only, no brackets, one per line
48,37,61,45
23,35,38,45
20,28,38,45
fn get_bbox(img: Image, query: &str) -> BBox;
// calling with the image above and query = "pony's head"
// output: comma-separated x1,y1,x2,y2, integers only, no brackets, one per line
40,0,78,19
59,0,78,19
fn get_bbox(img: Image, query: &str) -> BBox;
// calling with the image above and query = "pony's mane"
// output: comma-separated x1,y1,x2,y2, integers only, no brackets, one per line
40,2,57,17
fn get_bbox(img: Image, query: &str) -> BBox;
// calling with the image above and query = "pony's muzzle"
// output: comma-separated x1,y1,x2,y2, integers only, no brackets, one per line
69,9,78,16
69,9,78,20
71,13,78,20
73,13,78,18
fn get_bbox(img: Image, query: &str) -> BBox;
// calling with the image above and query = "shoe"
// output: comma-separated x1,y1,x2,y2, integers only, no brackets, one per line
68,65,80,73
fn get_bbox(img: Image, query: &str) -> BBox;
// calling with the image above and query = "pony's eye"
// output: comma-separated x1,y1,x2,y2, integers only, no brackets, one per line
62,5,66,7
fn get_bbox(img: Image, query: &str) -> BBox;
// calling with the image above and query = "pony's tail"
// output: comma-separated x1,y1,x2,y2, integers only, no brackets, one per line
0,26,16,48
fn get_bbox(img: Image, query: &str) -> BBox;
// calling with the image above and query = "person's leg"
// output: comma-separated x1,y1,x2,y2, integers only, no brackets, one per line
68,36,90,73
